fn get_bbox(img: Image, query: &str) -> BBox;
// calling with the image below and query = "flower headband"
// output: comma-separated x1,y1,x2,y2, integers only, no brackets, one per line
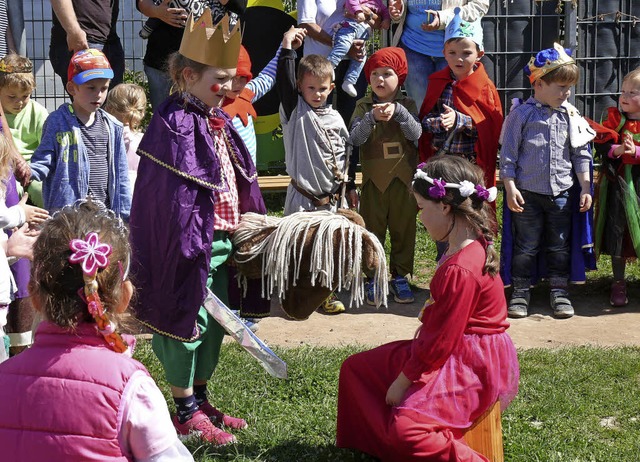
413,169,497,202
69,232,129,354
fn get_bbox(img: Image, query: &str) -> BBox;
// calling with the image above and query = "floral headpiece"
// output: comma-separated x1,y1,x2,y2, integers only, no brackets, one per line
0,57,33,74
69,232,129,354
524,43,574,84
413,169,497,203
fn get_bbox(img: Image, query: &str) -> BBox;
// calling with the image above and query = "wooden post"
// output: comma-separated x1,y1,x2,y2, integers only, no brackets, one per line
463,401,504,462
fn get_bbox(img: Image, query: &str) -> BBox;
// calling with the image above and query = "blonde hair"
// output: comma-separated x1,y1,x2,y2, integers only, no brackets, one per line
0,54,35,92
622,67,640,87
296,54,334,87
0,134,13,194
167,52,209,94
103,83,147,131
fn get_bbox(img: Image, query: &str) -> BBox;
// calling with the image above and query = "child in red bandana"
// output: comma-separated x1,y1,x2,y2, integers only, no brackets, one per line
349,47,422,305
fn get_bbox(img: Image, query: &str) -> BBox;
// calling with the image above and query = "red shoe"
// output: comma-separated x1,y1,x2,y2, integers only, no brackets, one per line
610,280,628,307
173,410,237,446
199,401,248,429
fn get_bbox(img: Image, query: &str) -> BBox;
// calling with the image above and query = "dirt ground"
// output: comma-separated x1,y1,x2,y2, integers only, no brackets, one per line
253,283,640,349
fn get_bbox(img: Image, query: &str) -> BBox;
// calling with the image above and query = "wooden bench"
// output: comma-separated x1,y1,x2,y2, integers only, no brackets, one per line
258,172,363,192
463,401,504,462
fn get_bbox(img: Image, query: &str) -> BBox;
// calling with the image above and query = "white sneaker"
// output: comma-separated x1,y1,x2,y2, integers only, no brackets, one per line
342,82,357,97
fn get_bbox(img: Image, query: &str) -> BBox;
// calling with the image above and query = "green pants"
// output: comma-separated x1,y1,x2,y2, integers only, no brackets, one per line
152,231,232,389
359,178,417,277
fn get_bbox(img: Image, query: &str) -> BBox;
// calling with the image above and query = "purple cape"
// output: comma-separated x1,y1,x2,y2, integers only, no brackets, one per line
129,93,267,341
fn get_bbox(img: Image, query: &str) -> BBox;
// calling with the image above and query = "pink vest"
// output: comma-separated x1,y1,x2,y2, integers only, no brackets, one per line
0,321,149,462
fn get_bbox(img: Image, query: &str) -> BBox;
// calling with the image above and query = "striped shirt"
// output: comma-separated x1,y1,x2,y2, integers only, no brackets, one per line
230,48,280,164
79,110,110,207
421,74,477,162
499,97,592,196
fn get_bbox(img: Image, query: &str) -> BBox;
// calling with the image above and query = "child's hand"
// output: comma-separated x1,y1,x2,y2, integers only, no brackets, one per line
19,193,49,225
6,223,39,260
421,10,440,31
282,26,306,50
388,0,403,20
355,11,366,22
372,103,396,122
440,104,456,130
505,182,525,213
622,133,636,156
14,157,31,186
385,372,411,406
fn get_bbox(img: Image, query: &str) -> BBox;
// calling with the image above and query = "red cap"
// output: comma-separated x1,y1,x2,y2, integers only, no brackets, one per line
236,46,253,81
364,47,408,85
67,49,114,84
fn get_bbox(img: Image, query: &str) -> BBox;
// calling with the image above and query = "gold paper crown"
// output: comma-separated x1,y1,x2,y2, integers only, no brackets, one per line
525,43,575,84
179,11,242,69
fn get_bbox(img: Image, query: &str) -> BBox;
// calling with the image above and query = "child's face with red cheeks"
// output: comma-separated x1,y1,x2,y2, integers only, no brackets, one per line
185,66,236,108
226,75,249,101
619,79,640,118
369,66,399,102
443,38,482,80
298,73,334,109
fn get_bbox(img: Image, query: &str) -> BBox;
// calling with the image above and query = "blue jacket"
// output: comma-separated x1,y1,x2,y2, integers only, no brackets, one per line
30,104,131,219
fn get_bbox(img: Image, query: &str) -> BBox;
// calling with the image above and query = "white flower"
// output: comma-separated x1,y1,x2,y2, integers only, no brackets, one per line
458,180,475,197
487,187,498,202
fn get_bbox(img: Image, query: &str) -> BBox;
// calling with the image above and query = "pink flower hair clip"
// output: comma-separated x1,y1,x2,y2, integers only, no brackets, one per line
69,232,112,278
412,169,497,202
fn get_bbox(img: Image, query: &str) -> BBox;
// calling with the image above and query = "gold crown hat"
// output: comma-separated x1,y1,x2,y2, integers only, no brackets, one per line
524,43,575,84
179,10,242,69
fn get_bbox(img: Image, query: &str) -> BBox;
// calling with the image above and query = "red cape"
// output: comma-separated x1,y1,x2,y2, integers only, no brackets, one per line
418,62,503,188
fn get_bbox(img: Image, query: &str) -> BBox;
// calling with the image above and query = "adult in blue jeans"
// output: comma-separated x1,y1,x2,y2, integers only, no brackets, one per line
49,0,124,90
136,0,246,110
388,0,488,106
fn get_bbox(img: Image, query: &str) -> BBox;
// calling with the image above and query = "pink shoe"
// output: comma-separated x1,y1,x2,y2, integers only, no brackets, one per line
199,401,248,429
173,410,237,446
610,280,628,307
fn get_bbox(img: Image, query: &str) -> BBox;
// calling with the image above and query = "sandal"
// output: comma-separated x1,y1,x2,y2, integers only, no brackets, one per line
550,289,574,319
508,288,530,318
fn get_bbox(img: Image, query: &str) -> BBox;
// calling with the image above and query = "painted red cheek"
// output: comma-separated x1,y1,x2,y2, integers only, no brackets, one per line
210,84,221,93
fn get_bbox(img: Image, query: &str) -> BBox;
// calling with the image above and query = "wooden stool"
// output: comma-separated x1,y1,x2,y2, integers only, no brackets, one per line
463,401,504,462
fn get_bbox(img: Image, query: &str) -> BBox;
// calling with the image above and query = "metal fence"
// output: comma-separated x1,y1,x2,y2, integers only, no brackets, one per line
16,1,640,119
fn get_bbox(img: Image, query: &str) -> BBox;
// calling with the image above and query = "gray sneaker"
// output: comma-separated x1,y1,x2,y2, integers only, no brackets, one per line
550,288,574,319
508,288,530,318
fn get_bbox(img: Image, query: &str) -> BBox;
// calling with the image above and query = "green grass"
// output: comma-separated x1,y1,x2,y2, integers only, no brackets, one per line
134,342,640,461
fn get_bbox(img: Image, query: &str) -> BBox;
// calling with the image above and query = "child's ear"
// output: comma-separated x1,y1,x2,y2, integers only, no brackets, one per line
330,82,336,92
115,280,133,314
476,50,485,61
66,81,76,97
441,203,452,216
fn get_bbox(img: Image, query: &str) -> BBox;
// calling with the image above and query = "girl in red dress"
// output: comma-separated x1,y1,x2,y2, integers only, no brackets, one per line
336,155,519,461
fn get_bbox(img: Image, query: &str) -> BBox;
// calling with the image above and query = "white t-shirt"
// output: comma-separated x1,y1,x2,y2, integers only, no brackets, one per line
298,0,347,57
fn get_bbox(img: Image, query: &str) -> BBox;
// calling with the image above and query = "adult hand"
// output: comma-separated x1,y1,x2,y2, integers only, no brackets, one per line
7,223,40,261
155,0,188,28
19,194,49,225
347,39,366,62
440,104,456,130
388,0,403,21
66,26,88,53
421,9,440,31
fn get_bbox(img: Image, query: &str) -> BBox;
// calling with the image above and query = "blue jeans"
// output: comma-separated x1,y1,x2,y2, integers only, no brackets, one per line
511,190,572,288
327,20,370,86
144,64,173,111
399,41,447,106
49,36,124,89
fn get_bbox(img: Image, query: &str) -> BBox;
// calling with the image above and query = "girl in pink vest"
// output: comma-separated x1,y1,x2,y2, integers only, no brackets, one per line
0,199,194,462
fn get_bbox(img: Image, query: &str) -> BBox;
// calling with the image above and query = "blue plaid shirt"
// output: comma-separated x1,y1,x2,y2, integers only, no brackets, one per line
499,97,592,196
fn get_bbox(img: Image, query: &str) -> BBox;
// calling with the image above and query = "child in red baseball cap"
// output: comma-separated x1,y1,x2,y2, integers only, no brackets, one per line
29,48,131,218
349,47,422,305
